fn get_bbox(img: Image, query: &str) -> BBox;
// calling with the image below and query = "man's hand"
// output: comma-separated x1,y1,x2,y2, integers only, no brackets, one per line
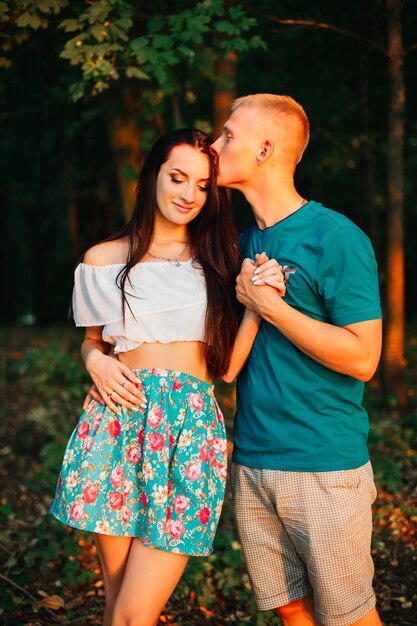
236,252,285,312
82,384,104,410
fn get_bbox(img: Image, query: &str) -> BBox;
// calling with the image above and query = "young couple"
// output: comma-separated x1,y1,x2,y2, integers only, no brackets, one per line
50,94,383,626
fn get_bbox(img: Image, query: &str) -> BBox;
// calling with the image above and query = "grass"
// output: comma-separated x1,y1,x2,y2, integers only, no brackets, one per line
0,326,416,625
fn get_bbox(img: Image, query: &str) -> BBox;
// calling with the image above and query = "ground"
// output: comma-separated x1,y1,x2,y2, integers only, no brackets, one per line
0,327,416,626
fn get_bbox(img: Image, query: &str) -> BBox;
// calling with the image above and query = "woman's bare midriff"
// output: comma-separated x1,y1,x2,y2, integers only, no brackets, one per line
117,340,211,383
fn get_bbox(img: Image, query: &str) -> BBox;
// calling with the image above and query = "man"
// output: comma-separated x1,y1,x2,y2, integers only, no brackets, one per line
211,94,383,626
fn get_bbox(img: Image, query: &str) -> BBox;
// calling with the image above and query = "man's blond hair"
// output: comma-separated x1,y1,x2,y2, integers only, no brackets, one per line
231,94,310,167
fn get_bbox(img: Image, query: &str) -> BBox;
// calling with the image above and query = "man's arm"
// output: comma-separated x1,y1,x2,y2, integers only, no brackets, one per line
236,261,382,381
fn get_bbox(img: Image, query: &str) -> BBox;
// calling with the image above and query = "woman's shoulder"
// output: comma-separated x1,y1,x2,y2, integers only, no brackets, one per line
83,238,129,266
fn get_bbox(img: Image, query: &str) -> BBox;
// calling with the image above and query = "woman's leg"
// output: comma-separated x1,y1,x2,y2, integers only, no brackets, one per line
112,538,189,626
94,534,133,626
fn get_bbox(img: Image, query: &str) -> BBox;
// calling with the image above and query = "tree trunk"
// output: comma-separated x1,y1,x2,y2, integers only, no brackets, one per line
383,0,407,404
107,95,143,221
213,51,237,139
61,135,79,261
353,2,379,251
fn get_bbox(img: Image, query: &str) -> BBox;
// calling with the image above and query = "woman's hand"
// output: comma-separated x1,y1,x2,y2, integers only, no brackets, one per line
251,252,286,296
84,351,147,414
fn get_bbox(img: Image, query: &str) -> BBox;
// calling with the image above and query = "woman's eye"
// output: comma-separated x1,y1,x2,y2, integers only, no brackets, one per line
170,176,184,184
198,186,209,193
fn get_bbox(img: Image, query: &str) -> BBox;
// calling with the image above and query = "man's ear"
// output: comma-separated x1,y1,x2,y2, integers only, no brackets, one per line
256,139,274,164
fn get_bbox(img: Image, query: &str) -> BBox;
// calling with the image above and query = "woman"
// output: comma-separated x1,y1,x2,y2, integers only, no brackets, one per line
50,128,284,626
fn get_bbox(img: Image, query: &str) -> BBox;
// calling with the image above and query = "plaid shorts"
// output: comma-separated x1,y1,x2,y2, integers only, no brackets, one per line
231,462,378,626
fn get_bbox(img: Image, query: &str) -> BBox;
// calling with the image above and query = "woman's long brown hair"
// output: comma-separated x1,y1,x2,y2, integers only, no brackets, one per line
106,128,243,379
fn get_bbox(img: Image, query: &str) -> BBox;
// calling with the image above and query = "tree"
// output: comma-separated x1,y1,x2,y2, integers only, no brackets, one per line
2,1,265,217
383,0,406,403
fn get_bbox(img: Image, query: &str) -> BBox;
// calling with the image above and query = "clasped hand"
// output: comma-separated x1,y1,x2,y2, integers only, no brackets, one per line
236,251,286,310
83,253,284,410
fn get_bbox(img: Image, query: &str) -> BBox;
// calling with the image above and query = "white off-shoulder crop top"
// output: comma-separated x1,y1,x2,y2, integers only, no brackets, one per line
72,259,207,354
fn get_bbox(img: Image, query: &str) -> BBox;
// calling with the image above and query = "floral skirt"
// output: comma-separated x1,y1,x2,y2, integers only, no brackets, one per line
50,368,227,556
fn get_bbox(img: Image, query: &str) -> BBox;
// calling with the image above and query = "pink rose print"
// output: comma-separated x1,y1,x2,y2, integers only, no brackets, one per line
168,434,175,448
57,476,62,491
207,449,217,467
109,465,124,489
206,427,213,445
84,436,94,452
173,494,191,513
120,505,131,523
184,461,202,481
123,480,134,496
149,432,165,452
167,519,185,540
77,422,89,439
137,427,145,445
140,492,148,508
199,446,208,462
127,444,141,464
166,506,171,521
69,500,84,521
153,368,168,376
218,464,227,479
173,379,182,390
216,410,224,423
92,413,102,429
108,491,123,510
147,406,164,429
189,393,205,411
86,402,97,416
213,437,227,453
198,507,210,524
108,420,121,438
210,457,218,469
82,483,99,504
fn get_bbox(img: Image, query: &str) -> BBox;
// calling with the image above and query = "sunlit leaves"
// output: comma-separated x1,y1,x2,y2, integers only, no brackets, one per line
4,1,265,102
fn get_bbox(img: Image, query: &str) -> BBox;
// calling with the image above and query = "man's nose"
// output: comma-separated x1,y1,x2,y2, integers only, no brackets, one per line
211,137,222,155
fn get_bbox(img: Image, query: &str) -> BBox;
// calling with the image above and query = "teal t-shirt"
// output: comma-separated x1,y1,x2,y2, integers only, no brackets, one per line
233,201,382,472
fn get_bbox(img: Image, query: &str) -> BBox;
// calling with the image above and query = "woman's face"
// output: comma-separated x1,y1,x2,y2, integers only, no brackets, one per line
156,144,210,226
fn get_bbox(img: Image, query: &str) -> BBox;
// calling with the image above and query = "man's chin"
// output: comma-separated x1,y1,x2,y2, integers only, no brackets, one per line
217,176,236,189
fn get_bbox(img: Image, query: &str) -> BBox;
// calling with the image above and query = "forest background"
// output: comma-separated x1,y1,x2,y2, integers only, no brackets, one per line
0,1,416,625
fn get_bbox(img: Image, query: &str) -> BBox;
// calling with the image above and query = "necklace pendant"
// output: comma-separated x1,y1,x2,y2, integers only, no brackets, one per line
175,261,180,267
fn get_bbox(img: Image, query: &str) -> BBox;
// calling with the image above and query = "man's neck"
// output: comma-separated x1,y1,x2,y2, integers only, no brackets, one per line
240,174,305,230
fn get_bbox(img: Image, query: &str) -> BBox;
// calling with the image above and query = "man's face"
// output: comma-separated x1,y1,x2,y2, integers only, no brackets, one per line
211,108,260,188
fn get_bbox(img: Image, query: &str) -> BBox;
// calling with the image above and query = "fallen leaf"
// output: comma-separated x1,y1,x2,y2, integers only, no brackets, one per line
65,596,84,610
36,594,65,610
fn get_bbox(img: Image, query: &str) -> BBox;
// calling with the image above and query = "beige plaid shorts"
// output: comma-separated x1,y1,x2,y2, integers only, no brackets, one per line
231,462,378,626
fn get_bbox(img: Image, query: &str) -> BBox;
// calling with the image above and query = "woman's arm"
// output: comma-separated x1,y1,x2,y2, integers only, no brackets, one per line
79,242,147,412
222,308,261,383
222,254,286,383
81,326,147,413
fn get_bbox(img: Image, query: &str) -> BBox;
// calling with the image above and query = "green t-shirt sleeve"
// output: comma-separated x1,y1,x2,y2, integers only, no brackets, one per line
317,226,382,326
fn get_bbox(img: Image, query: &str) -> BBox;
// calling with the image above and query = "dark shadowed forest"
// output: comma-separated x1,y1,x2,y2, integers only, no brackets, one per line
1,1,416,625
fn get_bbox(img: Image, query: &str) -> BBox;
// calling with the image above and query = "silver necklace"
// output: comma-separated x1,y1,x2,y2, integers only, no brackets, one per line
147,242,189,267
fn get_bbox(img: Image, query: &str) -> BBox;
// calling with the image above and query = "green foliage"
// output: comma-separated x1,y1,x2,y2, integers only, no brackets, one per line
367,386,417,493
173,519,282,624
2,0,266,101
11,342,90,486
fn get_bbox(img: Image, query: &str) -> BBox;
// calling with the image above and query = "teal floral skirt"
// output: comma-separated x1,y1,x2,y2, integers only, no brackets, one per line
50,368,227,556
